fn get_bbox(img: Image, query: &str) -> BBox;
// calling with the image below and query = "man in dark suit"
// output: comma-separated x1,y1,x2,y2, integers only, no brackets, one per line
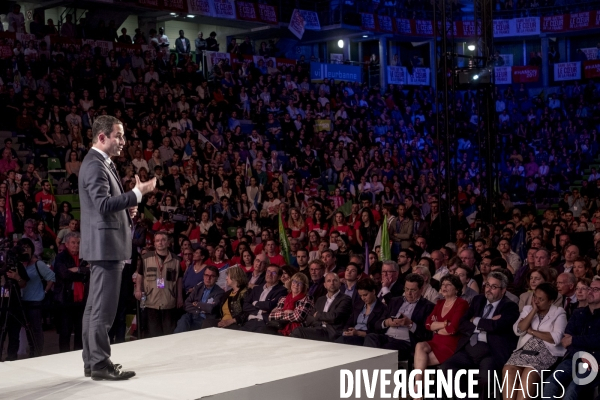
557,272,578,319
439,271,519,399
377,260,405,305
175,30,191,58
307,260,327,302
79,115,156,381
174,266,224,333
340,262,362,308
53,232,90,353
291,272,353,341
242,265,288,332
365,273,434,361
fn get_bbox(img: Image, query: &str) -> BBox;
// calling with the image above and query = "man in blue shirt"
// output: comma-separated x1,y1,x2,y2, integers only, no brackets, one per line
18,237,55,357
174,266,224,333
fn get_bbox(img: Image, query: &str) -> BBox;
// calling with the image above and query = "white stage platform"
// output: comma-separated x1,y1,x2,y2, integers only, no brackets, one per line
0,329,397,400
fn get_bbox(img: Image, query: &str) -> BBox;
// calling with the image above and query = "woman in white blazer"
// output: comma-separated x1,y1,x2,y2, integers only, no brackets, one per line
502,283,567,400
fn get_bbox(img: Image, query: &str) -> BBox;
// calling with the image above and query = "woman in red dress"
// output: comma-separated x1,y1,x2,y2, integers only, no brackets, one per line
413,274,469,398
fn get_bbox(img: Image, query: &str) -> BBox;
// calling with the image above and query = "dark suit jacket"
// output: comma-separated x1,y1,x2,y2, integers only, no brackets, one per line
184,283,225,316
79,149,137,261
343,299,388,334
308,277,327,301
340,282,362,308
247,271,266,288
375,296,435,348
163,174,187,195
243,282,288,322
455,294,519,365
379,279,405,305
304,291,353,338
53,250,90,305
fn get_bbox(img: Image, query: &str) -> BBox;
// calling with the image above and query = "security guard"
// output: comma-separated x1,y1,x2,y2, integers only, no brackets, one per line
135,231,183,337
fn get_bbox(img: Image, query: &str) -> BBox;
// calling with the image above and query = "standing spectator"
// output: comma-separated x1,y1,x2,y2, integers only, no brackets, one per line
118,28,132,44
7,4,26,33
175,30,191,59
60,14,76,38
53,232,90,352
195,32,207,64
206,31,219,52
135,232,183,337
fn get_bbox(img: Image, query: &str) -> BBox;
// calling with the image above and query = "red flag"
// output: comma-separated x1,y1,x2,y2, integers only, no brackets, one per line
5,190,13,237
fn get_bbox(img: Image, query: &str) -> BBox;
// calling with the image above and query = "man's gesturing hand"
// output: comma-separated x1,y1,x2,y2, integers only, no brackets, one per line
135,175,156,195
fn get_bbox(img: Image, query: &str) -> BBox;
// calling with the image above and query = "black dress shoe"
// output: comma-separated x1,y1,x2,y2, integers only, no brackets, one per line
91,364,135,381
85,364,120,378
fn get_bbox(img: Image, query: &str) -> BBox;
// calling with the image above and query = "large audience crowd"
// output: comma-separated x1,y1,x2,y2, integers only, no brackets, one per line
2,8,600,399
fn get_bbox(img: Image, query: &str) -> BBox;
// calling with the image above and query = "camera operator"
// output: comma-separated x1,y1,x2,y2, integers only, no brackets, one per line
0,249,30,361
18,237,55,358
53,232,90,353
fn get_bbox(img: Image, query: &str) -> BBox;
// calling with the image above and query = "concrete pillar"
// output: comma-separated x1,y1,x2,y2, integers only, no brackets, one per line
379,36,388,89
541,35,549,88
342,38,351,62
358,41,363,65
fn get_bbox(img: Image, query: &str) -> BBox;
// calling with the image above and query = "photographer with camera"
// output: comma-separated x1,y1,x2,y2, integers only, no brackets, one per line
53,232,90,353
0,247,30,361
17,237,55,358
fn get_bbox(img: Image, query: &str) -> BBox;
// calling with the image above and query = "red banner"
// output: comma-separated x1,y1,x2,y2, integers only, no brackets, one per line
162,0,188,12
114,43,143,55
395,18,412,35
377,15,394,33
275,58,297,68
414,20,434,35
257,3,278,24
361,13,377,31
512,66,540,83
137,0,160,7
583,60,600,78
236,1,258,22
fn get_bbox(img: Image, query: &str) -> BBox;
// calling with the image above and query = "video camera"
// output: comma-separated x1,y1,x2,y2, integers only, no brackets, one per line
0,244,30,275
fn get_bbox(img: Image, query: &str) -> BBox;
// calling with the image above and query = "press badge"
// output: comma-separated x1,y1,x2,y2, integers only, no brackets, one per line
157,278,165,288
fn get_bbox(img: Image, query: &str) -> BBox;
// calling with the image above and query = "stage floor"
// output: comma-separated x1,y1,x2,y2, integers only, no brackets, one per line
0,329,397,400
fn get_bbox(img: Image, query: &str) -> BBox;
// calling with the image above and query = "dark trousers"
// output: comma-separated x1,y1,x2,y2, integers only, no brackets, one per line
82,261,124,371
363,333,412,361
241,319,266,332
56,302,85,353
290,326,337,342
145,307,176,338
174,313,206,333
439,342,498,399
0,308,25,361
22,301,44,357
335,335,366,346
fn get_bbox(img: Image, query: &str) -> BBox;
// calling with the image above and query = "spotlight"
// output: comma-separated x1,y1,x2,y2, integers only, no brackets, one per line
467,44,476,51
338,39,344,48
187,15,195,18
362,35,368,38
170,13,177,16
472,74,479,80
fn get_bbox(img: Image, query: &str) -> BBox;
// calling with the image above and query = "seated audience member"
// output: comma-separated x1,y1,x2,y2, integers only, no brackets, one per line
412,263,443,303
556,272,578,319
340,262,362,306
503,283,567,400
336,278,387,346
247,253,267,288
439,271,520,398
174,266,224,333
364,273,435,362
574,277,591,309
453,264,478,305
290,272,352,342
543,276,600,399
413,275,469,393
519,268,562,312
263,272,314,336
377,260,405,305
307,259,327,301
242,264,287,332
201,266,248,330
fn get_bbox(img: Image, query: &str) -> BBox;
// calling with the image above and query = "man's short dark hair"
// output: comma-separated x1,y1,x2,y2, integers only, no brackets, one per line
405,273,425,289
92,115,122,144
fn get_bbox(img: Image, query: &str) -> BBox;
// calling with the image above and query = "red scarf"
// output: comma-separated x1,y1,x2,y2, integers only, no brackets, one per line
71,253,84,303
279,292,306,336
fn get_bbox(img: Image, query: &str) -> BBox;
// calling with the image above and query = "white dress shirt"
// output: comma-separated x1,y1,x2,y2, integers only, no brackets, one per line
473,298,501,343
92,147,142,203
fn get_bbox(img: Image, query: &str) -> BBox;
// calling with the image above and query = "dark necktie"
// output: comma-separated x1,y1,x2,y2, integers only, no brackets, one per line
470,304,493,346
565,297,571,309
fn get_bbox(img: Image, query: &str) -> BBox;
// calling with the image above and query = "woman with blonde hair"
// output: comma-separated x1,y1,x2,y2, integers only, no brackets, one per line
264,272,314,336
287,207,306,241
201,266,249,330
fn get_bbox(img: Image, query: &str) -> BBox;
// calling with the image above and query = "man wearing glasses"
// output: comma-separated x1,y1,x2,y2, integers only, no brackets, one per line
242,265,287,332
377,260,404,305
439,271,519,398
174,265,224,333
364,273,434,362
